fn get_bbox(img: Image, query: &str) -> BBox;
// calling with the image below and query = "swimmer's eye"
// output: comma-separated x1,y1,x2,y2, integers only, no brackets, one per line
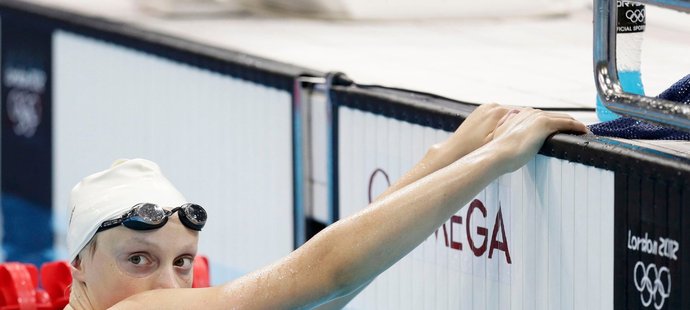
128,254,151,266
173,256,194,269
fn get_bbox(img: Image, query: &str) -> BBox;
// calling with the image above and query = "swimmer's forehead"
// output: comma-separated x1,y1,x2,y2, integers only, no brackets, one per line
102,224,198,253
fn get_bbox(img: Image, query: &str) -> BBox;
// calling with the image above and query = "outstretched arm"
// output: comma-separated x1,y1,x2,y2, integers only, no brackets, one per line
376,103,512,200
312,103,512,309
114,107,586,310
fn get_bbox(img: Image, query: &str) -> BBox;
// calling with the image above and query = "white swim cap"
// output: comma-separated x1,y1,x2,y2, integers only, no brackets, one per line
67,158,187,263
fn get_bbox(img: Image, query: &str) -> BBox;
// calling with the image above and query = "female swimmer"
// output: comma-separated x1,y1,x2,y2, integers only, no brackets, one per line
65,104,586,309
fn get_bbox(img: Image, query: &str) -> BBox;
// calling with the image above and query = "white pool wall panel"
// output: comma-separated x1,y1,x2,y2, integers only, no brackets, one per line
53,31,294,284
308,91,331,223
338,107,615,309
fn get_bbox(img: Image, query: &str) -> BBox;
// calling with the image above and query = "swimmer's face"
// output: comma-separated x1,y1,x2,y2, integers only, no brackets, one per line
75,212,199,309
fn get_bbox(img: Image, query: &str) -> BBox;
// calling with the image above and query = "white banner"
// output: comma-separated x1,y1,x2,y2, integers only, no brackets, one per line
338,107,615,309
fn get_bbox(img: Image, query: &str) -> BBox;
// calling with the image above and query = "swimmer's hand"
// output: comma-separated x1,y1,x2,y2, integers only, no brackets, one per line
490,108,587,173
376,103,513,200
433,103,511,163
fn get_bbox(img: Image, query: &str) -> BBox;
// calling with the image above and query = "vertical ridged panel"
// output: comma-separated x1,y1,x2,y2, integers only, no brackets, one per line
337,107,615,309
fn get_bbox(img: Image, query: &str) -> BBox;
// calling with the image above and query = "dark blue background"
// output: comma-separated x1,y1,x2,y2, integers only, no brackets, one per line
1,16,54,266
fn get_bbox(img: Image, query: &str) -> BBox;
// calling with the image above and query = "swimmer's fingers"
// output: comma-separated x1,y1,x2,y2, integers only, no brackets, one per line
539,112,588,133
490,109,587,173
493,108,539,137
543,112,577,119
503,109,585,133
519,110,586,135
440,103,512,160
497,107,575,124
543,114,588,134
494,109,521,129
541,112,590,134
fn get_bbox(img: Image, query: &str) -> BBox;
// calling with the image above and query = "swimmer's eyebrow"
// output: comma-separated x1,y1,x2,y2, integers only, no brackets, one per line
120,235,198,254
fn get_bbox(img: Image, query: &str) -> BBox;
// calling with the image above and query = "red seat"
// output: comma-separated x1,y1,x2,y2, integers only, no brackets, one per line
23,264,52,309
39,262,71,310
0,263,37,310
192,256,210,288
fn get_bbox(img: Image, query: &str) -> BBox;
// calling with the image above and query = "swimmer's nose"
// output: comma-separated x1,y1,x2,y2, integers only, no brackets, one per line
153,267,181,289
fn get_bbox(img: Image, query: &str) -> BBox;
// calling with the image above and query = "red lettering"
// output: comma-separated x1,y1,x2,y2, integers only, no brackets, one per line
466,199,488,256
488,206,512,264
432,199,511,264
435,223,449,247
450,215,462,250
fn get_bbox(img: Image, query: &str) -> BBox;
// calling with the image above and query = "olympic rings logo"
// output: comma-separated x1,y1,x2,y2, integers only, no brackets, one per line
634,262,671,310
626,9,645,23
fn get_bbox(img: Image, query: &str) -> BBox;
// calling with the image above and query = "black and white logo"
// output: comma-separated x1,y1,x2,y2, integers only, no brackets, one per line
617,1,645,33
634,261,671,310
625,9,645,23
7,89,42,138
4,67,46,138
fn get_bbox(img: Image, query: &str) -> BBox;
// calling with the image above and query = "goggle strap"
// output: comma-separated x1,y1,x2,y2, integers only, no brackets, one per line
96,209,134,232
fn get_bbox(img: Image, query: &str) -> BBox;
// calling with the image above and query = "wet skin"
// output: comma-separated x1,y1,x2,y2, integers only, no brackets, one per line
70,104,587,309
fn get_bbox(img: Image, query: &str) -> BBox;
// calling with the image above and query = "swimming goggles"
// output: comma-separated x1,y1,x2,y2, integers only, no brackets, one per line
97,203,207,232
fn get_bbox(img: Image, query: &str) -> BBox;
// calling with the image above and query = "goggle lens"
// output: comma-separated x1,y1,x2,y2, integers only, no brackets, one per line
181,204,207,226
135,203,167,224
